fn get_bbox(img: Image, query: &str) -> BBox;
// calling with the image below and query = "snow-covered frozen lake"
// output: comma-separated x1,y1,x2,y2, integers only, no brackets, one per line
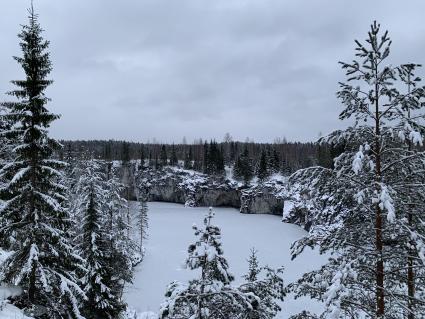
124,202,325,318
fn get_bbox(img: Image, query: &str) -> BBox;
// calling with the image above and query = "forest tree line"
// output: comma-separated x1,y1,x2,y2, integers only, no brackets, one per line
59,139,338,176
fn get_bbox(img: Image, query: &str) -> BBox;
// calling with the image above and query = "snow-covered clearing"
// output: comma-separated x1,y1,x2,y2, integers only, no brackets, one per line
125,202,325,318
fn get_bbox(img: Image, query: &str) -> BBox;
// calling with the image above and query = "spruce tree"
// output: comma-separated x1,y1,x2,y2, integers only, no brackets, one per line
233,147,253,185
257,150,269,182
159,208,258,319
0,6,84,317
77,160,125,318
204,141,225,176
139,144,145,168
160,145,168,167
170,143,178,167
121,142,130,163
268,149,280,174
239,249,285,319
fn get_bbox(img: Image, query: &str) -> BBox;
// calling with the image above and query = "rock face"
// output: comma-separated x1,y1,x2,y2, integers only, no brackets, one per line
116,163,289,216
240,179,287,215
137,167,241,208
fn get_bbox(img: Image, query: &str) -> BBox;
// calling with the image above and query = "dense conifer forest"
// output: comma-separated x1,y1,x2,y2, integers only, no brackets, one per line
59,139,335,176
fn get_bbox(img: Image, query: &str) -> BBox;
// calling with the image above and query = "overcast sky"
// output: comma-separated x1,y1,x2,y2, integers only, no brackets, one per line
1,1,425,143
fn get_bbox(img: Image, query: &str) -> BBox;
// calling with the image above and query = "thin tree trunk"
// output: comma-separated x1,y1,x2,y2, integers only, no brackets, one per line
374,72,385,317
140,218,143,252
28,262,36,303
406,74,415,319
29,96,37,304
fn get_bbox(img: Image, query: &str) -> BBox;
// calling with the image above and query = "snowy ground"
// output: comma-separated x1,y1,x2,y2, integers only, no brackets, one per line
0,250,30,318
124,202,325,318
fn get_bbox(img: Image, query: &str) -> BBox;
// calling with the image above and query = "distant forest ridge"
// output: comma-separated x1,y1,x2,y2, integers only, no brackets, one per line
59,139,338,174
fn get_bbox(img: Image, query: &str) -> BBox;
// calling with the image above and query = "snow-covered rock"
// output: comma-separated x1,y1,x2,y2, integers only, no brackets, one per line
111,162,294,215
134,166,290,215
240,177,288,215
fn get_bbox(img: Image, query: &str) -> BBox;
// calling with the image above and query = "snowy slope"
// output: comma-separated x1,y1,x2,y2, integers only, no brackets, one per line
124,202,325,318
0,250,32,319
0,303,32,319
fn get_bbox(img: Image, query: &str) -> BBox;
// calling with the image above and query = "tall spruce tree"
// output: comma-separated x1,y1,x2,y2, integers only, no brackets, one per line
76,160,125,318
288,22,425,318
0,6,85,317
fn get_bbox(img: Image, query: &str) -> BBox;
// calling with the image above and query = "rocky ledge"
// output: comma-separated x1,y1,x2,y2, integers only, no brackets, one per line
117,163,290,216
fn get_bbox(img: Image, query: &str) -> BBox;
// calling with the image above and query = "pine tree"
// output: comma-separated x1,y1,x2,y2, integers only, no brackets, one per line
77,160,125,318
239,249,285,319
288,22,425,318
0,6,85,317
159,208,258,319
392,63,425,318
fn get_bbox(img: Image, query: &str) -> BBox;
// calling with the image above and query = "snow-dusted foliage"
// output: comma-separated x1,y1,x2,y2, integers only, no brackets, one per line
104,163,140,281
239,249,285,319
287,22,425,318
137,187,149,253
0,7,85,318
159,208,260,319
233,147,254,185
75,159,126,318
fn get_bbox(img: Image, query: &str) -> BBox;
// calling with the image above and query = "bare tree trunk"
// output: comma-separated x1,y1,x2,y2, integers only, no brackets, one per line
140,220,143,252
28,262,36,303
406,74,415,319
29,107,37,304
374,75,385,317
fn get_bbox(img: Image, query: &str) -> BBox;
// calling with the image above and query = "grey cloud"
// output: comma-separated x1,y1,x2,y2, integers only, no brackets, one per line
1,0,425,143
